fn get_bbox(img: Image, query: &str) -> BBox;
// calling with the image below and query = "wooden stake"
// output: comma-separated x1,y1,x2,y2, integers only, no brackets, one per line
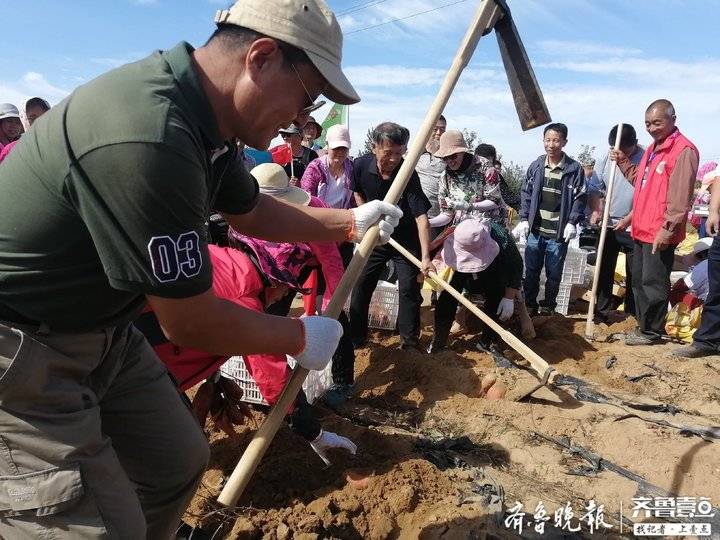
585,123,624,340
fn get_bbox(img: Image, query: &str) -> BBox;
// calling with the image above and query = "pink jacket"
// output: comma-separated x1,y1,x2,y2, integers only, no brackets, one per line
0,141,18,164
229,196,344,311
301,155,355,209
146,245,291,404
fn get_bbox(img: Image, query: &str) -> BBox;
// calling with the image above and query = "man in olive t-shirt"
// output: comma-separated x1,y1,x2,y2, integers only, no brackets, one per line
0,1,403,538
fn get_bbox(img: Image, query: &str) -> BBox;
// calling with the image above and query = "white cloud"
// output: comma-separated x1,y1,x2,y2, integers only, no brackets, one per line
535,40,642,58
539,58,720,87
21,72,68,102
89,57,137,69
0,72,70,112
329,49,720,166
338,14,360,30
342,0,473,38
345,65,502,88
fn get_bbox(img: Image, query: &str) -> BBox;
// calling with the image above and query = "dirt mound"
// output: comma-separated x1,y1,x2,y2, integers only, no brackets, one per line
186,307,720,539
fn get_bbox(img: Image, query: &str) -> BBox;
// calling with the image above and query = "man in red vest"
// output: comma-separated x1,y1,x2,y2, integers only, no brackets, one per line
611,99,699,345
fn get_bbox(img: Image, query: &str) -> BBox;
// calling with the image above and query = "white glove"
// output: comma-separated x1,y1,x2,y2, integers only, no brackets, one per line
290,316,343,371
496,297,514,321
512,220,529,241
310,429,357,467
350,201,403,244
563,223,577,242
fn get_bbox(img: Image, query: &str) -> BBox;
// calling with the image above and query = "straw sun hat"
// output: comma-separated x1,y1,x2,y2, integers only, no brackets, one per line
251,163,311,206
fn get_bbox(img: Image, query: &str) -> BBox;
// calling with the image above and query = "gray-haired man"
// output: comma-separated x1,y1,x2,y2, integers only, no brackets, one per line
350,122,433,351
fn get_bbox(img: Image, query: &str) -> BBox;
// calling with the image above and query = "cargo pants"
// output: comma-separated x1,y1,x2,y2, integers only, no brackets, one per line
0,321,210,539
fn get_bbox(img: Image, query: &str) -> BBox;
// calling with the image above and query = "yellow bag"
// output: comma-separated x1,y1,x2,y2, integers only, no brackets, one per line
425,263,454,292
665,302,703,343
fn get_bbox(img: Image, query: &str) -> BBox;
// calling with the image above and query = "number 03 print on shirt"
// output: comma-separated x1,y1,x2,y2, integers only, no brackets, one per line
147,231,203,283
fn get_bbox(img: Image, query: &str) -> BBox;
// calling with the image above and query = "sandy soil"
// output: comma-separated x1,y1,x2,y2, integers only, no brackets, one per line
185,303,720,539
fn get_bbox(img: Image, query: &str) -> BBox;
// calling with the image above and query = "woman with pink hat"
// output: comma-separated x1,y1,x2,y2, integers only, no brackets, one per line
427,218,523,353
689,161,718,237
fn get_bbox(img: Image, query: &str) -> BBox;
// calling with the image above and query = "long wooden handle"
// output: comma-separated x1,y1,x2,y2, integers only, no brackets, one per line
388,238,556,384
585,123,624,339
217,0,501,508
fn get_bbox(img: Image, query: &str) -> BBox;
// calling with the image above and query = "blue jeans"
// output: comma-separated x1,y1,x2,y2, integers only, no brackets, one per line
523,231,568,310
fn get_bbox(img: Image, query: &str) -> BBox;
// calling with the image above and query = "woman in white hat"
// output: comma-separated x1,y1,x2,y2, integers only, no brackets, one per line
428,218,523,353
231,163,356,404
0,103,24,150
301,124,355,265
429,130,507,231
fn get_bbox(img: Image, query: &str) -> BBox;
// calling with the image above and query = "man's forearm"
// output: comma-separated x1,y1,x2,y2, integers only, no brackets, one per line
224,193,351,243
711,181,720,213
616,158,638,185
416,214,432,259
147,292,305,356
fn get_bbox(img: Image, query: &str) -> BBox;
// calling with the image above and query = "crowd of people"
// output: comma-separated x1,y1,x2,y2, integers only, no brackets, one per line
0,0,717,538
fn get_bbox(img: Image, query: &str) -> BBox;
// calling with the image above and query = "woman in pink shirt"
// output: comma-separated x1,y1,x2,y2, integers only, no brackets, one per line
301,125,355,267
232,163,356,406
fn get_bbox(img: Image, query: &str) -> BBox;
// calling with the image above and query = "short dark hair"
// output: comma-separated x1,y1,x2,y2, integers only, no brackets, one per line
208,24,310,67
372,122,410,146
438,114,446,124
25,97,50,112
543,122,568,139
608,124,637,148
475,143,496,161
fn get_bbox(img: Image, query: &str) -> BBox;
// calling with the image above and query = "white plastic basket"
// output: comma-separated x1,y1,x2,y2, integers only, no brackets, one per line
537,282,572,315
219,355,334,405
562,248,588,285
343,280,399,331
517,245,587,285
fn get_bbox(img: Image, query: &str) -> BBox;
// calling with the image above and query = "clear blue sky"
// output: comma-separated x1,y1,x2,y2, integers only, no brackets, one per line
1,0,719,166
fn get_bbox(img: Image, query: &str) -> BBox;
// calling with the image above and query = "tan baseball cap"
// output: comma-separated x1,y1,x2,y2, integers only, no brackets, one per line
214,0,360,105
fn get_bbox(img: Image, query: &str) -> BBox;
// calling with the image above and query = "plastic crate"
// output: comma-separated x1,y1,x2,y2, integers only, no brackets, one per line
562,248,588,285
219,355,333,405
343,280,399,331
517,244,587,285
536,282,572,315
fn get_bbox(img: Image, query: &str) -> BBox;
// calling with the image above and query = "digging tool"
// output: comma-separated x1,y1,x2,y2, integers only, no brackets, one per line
585,124,624,340
388,238,557,385
217,0,551,508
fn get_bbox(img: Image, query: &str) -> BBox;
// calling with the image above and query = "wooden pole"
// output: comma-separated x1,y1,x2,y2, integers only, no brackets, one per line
217,0,503,507
585,123,624,340
388,238,556,383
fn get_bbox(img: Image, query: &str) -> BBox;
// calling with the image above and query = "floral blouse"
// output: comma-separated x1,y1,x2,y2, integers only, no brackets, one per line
438,154,507,227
